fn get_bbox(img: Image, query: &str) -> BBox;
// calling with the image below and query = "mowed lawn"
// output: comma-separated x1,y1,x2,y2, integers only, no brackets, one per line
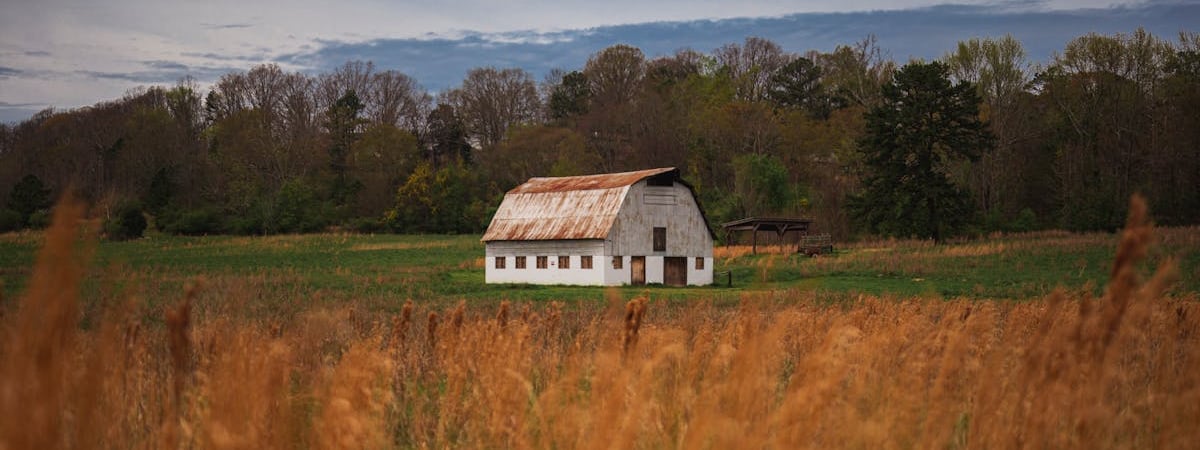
1,227,1197,313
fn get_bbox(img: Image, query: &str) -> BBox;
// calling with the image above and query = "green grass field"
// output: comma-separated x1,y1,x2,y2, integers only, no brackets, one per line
1,227,1197,316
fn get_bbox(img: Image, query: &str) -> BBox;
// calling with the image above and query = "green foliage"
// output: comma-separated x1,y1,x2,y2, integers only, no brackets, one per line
425,104,473,165
549,71,590,120
768,57,839,118
850,61,992,241
1040,29,1178,231
144,167,175,215
983,207,1039,233
350,124,422,216
26,210,50,230
104,202,147,241
159,207,225,236
386,162,487,234
732,153,797,217
327,90,366,206
347,216,387,233
0,208,22,233
7,174,52,226
481,125,597,190
271,179,334,234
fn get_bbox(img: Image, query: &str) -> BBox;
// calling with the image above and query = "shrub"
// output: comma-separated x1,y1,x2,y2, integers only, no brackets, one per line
347,216,386,233
227,214,265,235
6,174,51,221
103,202,147,240
27,210,51,229
0,208,22,232
272,179,331,233
1010,208,1038,233
161,208,225,235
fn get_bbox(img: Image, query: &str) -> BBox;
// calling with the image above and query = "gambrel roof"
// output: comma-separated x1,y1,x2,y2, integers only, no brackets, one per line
481,167,680,242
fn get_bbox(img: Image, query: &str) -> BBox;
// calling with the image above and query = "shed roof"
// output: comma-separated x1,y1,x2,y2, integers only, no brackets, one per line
481,167,679,242
721,217,814,232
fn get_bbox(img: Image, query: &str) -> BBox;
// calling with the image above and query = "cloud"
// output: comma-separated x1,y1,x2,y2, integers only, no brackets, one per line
282,2,1200,92
23,50,51,57
75,63,241,84
201,22,255,30
179,51,272,62
143,60,190,71
0,101,43,108
0,67,22,78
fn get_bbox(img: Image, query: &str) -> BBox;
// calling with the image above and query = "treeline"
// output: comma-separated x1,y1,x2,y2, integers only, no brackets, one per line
0,29,1197,239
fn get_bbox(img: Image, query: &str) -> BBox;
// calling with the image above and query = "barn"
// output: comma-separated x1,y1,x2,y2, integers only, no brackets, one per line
481,167,714,286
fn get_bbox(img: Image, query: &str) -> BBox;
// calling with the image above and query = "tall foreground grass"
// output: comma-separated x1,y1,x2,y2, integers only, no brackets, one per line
1,196,1198,449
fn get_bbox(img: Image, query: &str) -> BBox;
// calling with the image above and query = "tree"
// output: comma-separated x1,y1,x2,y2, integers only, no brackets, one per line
732,153,798,217
367,70,429,131
104,202,147,240
943,36,1035,223
768,56,837,118
7,174,52,226
424,104,472,167
715,37,789,101
817,35,895,109
850,61,992,241
479,125,597,190
1040,29,1174,230
582,45,648,171
350,124,422,216
1157,34,1200,225
548,71,590,121
386,161,487,233
326,89,366,206
585,45,646,107
449,67,540,150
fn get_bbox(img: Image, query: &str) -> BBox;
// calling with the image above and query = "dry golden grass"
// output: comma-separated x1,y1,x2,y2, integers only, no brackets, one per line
2,195,1198,449
714,244,796,262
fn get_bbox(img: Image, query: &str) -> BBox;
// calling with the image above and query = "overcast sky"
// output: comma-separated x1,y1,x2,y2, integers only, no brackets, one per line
1,0,1197,123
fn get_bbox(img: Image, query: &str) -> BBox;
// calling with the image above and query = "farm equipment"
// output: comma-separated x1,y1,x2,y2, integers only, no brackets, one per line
799,233,834,256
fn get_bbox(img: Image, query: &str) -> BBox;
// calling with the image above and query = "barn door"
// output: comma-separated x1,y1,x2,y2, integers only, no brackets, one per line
664,257,687,287
631,256,646,285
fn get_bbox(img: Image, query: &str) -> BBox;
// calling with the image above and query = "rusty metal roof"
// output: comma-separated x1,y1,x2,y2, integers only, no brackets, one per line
481,168,677,242
507,167,676,194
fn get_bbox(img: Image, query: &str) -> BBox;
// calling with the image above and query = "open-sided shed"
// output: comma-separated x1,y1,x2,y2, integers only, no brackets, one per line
721,217,814,254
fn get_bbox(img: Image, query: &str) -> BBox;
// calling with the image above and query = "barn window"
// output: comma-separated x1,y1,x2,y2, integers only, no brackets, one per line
581,255,593,269
559,256,570,269
495,257,506,269
612,256,623,269
536,256,548,269
515,256,526,269
647,173,674,186
653,227,666,251
695,257,704,270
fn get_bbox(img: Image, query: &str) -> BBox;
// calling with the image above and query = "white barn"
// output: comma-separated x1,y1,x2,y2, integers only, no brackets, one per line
482,167,714,286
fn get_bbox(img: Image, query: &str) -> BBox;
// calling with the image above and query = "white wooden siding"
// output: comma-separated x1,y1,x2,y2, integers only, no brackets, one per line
485,240,605,285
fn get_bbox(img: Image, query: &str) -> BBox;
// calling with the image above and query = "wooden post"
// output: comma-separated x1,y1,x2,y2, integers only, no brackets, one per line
751,224,759,255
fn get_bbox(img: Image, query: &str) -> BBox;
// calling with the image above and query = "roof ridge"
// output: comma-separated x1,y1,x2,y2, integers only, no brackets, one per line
508,167,676,195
